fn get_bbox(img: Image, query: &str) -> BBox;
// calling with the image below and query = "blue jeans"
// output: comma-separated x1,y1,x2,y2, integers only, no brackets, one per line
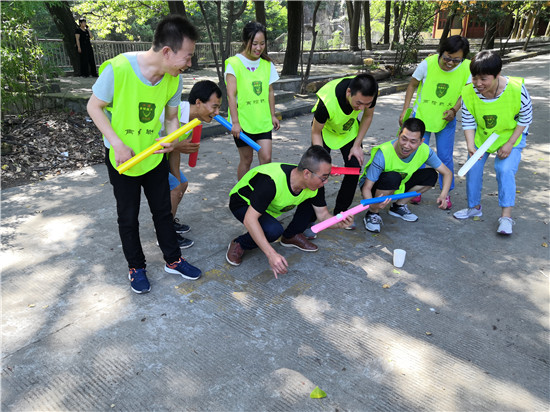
230,203,315,250
423,118,457,191
466,133,526,208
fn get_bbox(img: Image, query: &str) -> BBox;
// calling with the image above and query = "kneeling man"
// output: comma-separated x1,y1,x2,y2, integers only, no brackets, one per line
360,118,452,233
227,145,352,277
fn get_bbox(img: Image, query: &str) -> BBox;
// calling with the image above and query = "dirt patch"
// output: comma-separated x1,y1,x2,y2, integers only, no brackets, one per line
1,110,105,189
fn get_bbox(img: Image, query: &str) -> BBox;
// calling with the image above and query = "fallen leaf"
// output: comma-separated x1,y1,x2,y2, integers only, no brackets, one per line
473,216,481,221
416,308,420,311
382,284,390,289
393,269,400,274
516,190,521,193
542,242,548,248
28,304,35,308
310,386,327,399
425,332,432,336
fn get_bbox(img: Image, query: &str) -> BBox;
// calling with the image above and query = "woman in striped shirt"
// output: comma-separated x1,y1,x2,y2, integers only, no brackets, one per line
453,51,533,235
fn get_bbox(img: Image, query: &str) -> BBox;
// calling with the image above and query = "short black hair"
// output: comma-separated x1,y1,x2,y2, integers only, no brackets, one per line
153,15,198,52
188,80,222,104
439,35,470,59
79,17,86,22
470,50,502,77
402,117,425,138
348,73,378,97
297,145,332,172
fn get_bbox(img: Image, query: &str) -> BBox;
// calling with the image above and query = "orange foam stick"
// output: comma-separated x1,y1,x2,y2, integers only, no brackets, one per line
188,124,202,167
117,118,201,174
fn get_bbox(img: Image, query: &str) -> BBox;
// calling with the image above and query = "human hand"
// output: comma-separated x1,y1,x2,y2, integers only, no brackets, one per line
497,142,513,159
436,195,448,210
335,214,354,229
268,252,288,278
175,139,200,154
398,110,408,126
113,144,134,167
443,108,456,122
155,139,175,154
272,115,280,131
466,143,477,159
231,121,241,139
348,146,364,167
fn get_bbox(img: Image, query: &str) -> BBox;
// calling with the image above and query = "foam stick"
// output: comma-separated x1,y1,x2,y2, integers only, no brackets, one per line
188,124,202,167
397,108,413,137
360,191,420,206
331,166,361,175
117,118,202,174
457,133,499,177
214,115,261,152
311,203,370,233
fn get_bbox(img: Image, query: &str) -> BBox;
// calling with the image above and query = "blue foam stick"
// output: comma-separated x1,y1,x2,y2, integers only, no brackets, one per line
360,191,420,206
214,115,261,152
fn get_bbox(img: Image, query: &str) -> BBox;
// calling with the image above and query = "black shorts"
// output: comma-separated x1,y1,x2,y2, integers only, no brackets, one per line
233,130,272,148
370,168,438,195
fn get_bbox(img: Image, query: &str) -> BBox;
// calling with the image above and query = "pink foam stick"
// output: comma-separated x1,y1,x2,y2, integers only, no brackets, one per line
311,203,370,233
188,124,202,167
331,166,361,175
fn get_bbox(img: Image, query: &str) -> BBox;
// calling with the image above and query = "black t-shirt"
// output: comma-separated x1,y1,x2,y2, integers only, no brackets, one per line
313,77,377,124
75,27,91,49
229,164,326,214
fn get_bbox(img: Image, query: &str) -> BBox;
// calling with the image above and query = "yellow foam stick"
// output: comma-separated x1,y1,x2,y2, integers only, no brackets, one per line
117,118,201,174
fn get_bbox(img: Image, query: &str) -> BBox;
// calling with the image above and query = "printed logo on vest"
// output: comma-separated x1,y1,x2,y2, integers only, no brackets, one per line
139,103,156,123
483,115,497,129
436,83,449,98
342,118,355,131
252,81,263,96
399,172,408,179
280,205,296,213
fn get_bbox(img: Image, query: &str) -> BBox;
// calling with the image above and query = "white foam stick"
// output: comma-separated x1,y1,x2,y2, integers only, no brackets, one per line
458,133,499,177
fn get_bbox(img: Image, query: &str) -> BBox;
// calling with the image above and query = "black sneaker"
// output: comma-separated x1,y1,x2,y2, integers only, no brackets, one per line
177,234,194,249
173,218,190,234
388,203,418,222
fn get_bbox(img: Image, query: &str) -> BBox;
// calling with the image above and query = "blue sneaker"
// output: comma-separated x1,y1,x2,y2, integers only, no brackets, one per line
128,268,151,294
165,257,201,280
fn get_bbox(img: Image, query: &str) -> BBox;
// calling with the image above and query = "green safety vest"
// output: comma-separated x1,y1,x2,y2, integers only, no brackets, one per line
99,54,180,176
229,163,318,218
225,56,272,133
414,54,471,133
462,77,523,153
312,77,359,150
361,140,430,194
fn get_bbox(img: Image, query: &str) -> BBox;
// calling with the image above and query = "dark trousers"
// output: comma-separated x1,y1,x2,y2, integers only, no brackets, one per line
79,47,97,77
323,139,361,215
106,149,180,269
371,168,438,195
230,202,316,250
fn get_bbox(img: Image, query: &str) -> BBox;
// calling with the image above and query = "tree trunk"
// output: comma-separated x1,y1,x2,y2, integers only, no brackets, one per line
44,1,79,75
282,1,303,75
439,9,457,46
486,21,497,49
383,1,391,44
348,1,361,51
300,1,321,94
510,8,521,40
523,5,542,51
167,0,186,16
521,11,535,39
515,13,526,39
391,1,400,47
363,1,372,50
545,20,550,37
254,0,267,27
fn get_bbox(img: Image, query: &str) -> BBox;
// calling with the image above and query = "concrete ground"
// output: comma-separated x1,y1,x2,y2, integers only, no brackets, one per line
1,55,549,411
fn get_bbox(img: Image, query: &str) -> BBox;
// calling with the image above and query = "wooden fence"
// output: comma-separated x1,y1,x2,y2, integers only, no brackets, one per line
37,39,242,70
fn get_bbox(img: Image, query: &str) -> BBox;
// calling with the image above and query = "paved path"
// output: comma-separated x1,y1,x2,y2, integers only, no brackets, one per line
1,55,549,411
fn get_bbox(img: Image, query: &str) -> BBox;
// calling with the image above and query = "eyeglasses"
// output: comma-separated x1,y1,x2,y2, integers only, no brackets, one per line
307,169,330,182
442,55,463,64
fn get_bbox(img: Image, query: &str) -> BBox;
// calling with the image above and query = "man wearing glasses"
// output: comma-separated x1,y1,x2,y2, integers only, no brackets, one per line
226,145,353,278
399,35,471,210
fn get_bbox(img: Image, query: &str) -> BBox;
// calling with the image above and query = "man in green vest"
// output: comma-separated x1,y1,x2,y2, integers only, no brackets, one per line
359,118,452,233
226,145,353,278
311,73,379,230
87,15,202,294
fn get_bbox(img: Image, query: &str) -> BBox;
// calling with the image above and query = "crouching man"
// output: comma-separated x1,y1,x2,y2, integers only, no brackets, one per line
226,145,352,278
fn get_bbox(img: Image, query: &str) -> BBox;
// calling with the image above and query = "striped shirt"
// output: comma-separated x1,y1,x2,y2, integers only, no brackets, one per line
461,77,533,130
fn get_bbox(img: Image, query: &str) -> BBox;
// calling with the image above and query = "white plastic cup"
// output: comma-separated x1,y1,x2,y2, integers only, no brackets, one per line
393,249,406,268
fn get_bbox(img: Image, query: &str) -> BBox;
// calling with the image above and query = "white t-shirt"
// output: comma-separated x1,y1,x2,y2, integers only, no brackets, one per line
224,53,279,85
159,101,191,137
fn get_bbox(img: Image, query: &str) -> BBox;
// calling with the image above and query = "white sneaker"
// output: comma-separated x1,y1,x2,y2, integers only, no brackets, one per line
497,217,514,235
363,213,383,233
453,206,483,220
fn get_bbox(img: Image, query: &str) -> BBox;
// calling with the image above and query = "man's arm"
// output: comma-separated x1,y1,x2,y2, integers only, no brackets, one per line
400,77,420,125
243,206,288,277
311,118,325,147
269,84,280,131
226,73,241,138
87,94,134,166
435,163,452,209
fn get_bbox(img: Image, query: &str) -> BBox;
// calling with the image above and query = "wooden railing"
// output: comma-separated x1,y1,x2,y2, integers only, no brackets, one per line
37,39,242,70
